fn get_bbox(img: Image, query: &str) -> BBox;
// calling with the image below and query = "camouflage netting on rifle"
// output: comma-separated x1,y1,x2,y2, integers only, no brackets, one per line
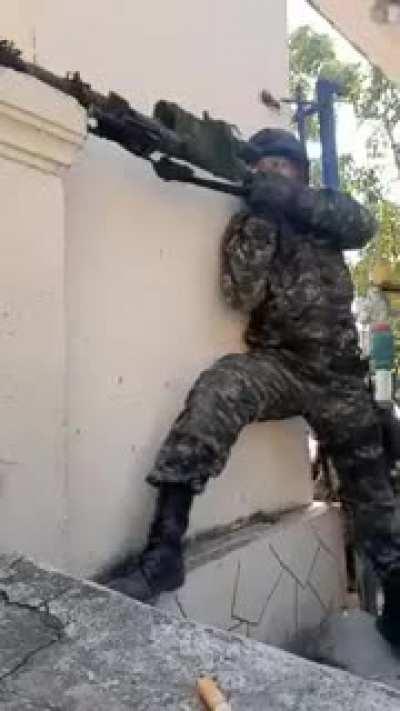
154,100,251,181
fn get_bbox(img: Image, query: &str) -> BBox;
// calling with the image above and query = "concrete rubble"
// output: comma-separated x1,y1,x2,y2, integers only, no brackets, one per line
1,553,400,710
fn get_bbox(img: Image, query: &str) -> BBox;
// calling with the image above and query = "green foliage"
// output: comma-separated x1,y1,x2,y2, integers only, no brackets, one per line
339,154,383,204
350,201,400,300
289,26,362,139
355,66,400,170
290,24,400,367
289,26,335,95
289,26,361,96
374,201,400,261
289,25,400,171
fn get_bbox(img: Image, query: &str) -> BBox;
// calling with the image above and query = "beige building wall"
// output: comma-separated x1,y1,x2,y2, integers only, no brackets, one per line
0,67,86,568
309,0,400,83
1,0,312,577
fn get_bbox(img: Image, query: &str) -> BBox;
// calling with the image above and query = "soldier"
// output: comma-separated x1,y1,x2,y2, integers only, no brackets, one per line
108,128,400,645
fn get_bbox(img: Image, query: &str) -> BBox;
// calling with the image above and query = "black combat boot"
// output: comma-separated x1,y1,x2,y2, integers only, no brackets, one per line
108,484,193,602
377,568,400,645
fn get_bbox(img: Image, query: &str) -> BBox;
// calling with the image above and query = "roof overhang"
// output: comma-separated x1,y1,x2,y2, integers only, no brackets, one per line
308,1,400,81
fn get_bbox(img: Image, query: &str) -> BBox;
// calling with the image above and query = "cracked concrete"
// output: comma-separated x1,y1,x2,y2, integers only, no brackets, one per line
1,554,400,710
0,555,69,685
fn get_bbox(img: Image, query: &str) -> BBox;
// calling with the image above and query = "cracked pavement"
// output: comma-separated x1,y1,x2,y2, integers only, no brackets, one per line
1,554,400,710
0,555,70,685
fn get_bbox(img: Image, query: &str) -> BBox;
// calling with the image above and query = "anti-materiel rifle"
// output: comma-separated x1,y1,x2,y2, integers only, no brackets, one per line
0,39,253,197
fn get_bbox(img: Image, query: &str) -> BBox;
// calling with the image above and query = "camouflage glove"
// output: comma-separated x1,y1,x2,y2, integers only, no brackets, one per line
245,172,302,217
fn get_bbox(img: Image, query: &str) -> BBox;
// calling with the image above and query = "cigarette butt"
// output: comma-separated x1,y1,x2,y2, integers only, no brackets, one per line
197,677,232,711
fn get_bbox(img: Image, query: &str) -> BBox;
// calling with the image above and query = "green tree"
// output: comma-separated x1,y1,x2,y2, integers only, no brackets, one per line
289,26,400,170
355,66,400,174
351,202,400,293
289,26,362,139
289,25,400,302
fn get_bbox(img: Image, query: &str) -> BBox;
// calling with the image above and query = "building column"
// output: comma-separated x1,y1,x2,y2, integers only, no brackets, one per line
0,67,86,567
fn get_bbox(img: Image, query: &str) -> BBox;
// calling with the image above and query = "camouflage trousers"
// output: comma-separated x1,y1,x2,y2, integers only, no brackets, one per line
147,349,400,580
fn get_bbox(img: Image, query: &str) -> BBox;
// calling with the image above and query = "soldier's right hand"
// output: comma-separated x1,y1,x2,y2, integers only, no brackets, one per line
245,171,301,217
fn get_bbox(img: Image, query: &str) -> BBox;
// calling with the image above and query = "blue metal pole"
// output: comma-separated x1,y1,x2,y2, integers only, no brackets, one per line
317,78,340,190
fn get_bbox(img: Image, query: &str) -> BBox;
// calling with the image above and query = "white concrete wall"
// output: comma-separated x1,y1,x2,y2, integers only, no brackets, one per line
1,0,312,577
0,158,66,566
0,68,86,568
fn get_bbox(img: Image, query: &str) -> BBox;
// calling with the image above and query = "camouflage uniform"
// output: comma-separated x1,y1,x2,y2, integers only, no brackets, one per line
147,181,400,581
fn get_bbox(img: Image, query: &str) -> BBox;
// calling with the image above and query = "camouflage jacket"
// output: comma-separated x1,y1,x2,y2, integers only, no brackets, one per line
221,187,377,372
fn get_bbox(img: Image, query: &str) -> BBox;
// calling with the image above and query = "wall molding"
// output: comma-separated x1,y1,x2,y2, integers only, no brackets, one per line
0,67,87,175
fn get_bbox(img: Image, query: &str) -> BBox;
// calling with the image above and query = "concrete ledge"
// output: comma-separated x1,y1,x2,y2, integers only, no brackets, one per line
0,553,399,710
158,502,347,647
0,68,87,174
